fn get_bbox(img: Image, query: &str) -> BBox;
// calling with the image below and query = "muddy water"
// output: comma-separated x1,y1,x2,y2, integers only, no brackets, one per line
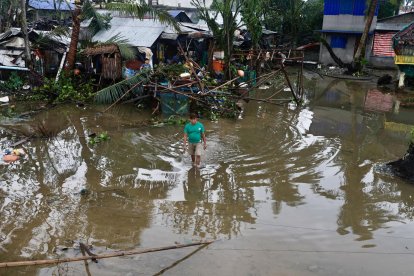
1,75,414,275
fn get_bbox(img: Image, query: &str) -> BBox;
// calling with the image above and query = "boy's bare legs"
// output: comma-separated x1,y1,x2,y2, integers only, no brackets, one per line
191,155,195,166
195,155,201,166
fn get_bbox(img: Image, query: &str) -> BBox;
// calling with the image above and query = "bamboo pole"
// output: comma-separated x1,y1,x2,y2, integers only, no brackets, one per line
206,76,240,93
103,79,146,113
0,241,213,268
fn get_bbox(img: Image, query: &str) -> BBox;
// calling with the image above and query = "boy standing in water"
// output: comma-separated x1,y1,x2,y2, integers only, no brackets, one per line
183,113,207,167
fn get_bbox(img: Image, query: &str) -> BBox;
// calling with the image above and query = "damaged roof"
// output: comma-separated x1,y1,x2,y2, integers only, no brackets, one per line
92,17,167,47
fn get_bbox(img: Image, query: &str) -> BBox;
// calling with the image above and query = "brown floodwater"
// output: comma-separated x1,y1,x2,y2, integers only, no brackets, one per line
1,73,414,275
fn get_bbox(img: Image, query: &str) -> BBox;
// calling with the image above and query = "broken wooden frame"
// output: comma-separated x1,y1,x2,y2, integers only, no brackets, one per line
232,48,305,104
97,48,305,115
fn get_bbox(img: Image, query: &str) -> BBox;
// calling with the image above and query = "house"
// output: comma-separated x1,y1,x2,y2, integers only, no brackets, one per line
392,21,414,87
0,27,69,77
28,0,74,21
319,0,378,65
87,13,211,79
367,12,414,68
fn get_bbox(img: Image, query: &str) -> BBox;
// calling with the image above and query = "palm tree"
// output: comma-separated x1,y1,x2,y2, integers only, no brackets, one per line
353,0,379,66
20,0,32,69
0,0,19,32
64,0,178,72
192,0,244,80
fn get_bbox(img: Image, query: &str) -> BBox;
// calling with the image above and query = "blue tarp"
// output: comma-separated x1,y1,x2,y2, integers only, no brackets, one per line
28,0,74,11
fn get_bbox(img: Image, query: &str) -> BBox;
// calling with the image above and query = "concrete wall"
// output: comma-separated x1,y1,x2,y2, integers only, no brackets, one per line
368,56,397,68
319,34,357,65
323,15,377,32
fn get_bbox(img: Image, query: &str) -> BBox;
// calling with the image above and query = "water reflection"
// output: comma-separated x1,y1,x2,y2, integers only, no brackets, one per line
308,79,413,242
1,77,414,274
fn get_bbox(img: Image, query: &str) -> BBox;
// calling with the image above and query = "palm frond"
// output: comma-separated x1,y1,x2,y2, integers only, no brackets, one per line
106,2,180,32
94,71,151,104
82,0,112,34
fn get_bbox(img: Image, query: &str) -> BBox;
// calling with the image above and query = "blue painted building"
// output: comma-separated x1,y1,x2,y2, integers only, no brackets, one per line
319,0,378,65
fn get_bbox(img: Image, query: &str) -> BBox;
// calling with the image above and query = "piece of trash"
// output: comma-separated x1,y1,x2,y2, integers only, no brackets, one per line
258,85,270,90
0,96,9,103
328,66,336,70
2,148,25,163
288,101,297,110
180,72,191,78
22,84,30,90
80,189,90,195
283,87,291,92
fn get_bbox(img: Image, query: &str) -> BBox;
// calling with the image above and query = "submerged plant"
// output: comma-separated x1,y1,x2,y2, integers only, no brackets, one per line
88,132,110,145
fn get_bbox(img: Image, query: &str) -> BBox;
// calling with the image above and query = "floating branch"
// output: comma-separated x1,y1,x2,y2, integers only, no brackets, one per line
0,241,214,268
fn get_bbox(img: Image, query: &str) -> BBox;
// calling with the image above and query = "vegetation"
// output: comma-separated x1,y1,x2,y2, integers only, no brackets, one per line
0,72,24,92
192,0,244,80
32,74,94,103
240,0,264,48
263,0,323,46
88,132,110,145
0,0,19,32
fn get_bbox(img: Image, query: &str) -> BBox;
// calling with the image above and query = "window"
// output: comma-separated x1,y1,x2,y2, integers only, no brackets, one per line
330,35,347,48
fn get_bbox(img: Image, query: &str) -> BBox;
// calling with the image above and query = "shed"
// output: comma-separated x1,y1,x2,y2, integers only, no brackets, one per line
392,21,414,86
83,44,122,80
0,28,69,76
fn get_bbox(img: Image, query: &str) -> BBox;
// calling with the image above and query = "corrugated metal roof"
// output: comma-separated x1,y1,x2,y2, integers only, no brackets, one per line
376,23,407,31
0,28,21,41
168,10,184,18
92,17,167,47
28,0,74,11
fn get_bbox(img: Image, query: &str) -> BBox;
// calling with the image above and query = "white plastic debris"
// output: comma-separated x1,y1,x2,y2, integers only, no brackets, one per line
0,96,9,103
288,101,297,110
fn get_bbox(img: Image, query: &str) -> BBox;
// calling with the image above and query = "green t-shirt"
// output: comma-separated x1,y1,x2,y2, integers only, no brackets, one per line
184,121,205,144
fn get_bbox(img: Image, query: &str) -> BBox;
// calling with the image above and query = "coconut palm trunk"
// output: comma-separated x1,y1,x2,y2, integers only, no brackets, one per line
354,0,378,62
20,0,32,69
65,0,82,72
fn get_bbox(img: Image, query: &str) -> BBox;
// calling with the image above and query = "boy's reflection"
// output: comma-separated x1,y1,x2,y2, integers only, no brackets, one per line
184,167,205,202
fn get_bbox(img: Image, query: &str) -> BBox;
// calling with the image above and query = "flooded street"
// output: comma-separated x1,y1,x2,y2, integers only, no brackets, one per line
1,74,414,275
